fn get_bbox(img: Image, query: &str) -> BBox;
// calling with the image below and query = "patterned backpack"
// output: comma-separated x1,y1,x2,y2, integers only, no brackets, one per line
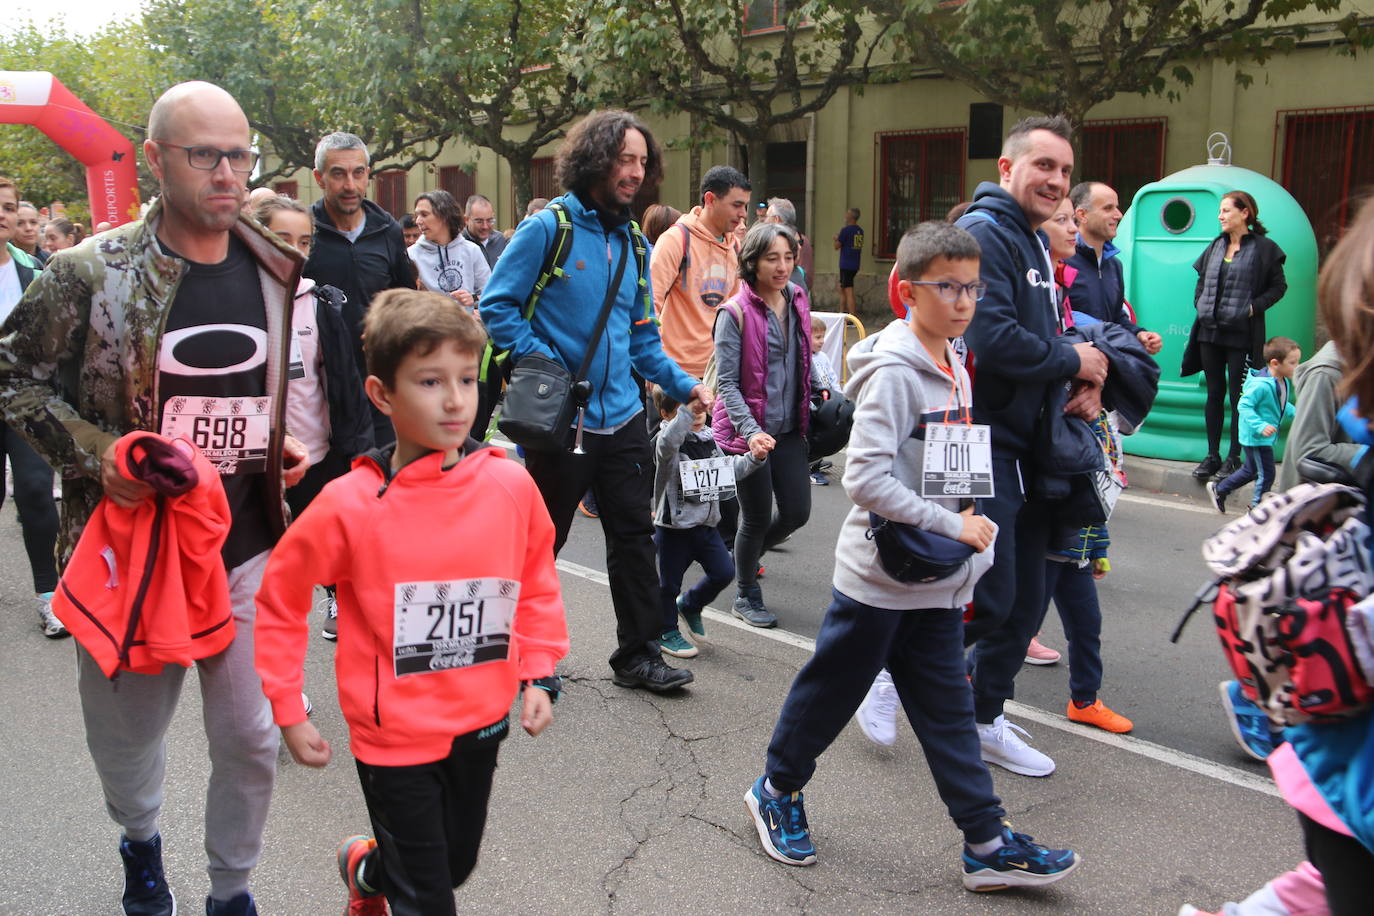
1174,482,1374,726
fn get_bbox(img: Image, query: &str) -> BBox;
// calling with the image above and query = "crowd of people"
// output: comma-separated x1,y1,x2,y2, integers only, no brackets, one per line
1,78,1371,916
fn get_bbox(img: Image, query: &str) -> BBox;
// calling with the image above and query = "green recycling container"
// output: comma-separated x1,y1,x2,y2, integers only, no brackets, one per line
1116,162,1318,462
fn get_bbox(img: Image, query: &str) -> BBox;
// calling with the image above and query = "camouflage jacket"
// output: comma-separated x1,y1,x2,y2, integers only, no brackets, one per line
0,198,304,565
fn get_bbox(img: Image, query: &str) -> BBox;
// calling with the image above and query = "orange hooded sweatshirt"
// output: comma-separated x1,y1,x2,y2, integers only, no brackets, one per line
55,433,233,679
650,207,740,378
254,442,569,767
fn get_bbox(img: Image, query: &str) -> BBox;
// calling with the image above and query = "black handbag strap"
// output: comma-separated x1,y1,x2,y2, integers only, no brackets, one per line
573,235,629,386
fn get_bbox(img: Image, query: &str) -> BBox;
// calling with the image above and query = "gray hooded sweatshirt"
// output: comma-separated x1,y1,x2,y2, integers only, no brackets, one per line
653,405,764,530
833,319,997,610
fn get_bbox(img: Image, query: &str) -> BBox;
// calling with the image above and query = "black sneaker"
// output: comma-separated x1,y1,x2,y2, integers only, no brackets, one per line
119,834,175,916
613,656,694,692
1206,480,1227,514
205,892,258,915
1219,455,1243,478
1192,454,1222,479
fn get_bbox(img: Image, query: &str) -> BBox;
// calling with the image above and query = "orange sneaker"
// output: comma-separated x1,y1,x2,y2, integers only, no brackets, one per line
1066,699,1133,734
337,835,388,915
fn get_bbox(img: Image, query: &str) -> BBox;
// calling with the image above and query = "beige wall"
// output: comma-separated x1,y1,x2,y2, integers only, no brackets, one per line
265,35,1371,313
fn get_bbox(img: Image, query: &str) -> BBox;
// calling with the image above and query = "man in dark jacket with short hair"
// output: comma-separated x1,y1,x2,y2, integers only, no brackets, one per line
1065,181,1162,354
956,117,1109,779
303,131,414,445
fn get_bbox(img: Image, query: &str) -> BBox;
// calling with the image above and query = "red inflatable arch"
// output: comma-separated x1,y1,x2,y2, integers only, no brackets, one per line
0,70,140,227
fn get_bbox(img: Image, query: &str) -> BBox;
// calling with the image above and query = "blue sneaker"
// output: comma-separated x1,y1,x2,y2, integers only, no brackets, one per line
1219,680,1277,760
119,834,176,916
743,776,816,866
961,826,1079,891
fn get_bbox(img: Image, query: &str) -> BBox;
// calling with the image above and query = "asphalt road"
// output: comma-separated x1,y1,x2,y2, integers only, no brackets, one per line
0,459,1305,915
560,461,1251,770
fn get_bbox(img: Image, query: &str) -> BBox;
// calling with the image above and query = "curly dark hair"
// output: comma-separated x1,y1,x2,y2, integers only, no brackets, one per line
555,110,663,199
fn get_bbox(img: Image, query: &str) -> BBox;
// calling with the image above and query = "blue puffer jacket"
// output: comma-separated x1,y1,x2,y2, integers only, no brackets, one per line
957,184,1081,455
481,192,697,429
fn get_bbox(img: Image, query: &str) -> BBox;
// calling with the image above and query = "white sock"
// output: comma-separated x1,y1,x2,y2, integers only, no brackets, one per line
967,833,1006,856
762,778,784,799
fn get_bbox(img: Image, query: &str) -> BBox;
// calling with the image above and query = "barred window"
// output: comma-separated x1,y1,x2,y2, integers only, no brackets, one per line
875,129,965,259
1077,118,1166,210
1278,106,1374,254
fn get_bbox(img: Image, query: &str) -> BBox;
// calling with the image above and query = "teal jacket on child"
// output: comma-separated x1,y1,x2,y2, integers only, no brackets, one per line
1238,370,1296,448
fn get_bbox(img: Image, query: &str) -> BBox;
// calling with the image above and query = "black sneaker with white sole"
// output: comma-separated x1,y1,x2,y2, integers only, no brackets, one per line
1206,480,1227,514
613,656,694,692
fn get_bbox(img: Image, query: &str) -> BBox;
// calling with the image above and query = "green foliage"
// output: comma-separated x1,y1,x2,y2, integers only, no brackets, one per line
144,0,445,182
873,0,1371,128
350,0,628,212
589,0,893,200
0,18,174,214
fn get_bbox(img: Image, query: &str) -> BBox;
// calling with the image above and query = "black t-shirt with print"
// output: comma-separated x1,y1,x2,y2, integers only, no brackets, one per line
158,235,274,569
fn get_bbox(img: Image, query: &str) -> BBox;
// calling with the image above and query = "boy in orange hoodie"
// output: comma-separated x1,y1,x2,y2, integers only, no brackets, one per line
254,289,569,915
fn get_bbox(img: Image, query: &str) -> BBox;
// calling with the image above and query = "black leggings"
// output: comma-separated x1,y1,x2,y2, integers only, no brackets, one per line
1,423,58,593
1299,811,1374,916
1198,341,1248,458
734,429,811,592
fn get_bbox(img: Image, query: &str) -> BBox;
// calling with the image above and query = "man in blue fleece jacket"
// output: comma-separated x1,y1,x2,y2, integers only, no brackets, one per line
482,110,711,693
955,116,1109,778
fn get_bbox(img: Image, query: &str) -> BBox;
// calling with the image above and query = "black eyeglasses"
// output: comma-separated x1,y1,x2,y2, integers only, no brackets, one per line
153,141,259,174
908,280,987,303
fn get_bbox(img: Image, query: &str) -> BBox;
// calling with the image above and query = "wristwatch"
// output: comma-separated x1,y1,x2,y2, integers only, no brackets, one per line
521,675,562,705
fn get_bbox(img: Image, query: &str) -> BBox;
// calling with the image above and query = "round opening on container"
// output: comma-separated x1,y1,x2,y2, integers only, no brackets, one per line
1160,197,1195,234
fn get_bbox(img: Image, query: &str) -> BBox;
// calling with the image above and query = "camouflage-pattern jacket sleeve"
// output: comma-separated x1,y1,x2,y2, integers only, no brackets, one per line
0,255,117,478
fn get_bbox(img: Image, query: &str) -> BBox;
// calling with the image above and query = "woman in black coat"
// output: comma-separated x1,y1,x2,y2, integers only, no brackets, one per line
1182,190,1287,480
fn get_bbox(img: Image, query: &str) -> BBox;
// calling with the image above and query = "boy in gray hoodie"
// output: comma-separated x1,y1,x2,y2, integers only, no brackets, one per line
743,222,1079,891
652,386,768,658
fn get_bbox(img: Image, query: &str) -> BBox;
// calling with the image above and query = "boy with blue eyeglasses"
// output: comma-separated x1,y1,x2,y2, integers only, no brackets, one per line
743,222,1079,892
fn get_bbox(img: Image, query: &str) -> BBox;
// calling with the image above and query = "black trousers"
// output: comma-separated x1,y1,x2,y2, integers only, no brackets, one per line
0,422,58,593
1199,341,1247,458
1299,811,1374,916
355,737,501,916
964,455,1053,723
523,413,662,671
285,447,353,518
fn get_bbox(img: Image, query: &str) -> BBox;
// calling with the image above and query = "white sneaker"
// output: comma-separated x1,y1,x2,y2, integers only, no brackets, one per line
977,715,1055,776
856,669,900,746
37,592,69,639
321,593,338,641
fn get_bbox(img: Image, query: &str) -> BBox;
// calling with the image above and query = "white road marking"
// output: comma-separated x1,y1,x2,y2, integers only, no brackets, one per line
1119,491,1218,516
554,557,1279,798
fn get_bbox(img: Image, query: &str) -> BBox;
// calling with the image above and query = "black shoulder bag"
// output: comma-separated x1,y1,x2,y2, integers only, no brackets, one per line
499,236,629,452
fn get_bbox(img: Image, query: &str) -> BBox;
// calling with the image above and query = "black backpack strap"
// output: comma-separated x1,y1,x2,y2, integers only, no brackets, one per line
576,234,631,384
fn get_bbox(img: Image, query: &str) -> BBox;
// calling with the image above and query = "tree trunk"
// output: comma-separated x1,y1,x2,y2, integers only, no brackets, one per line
745,133,769,206
509,157,535,220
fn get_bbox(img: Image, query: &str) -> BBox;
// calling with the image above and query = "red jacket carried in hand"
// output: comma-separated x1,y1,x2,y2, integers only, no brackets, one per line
254,442,569,767
55,433,233,678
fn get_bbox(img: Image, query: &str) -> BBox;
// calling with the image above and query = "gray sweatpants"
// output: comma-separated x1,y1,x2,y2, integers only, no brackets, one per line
76,549,278,901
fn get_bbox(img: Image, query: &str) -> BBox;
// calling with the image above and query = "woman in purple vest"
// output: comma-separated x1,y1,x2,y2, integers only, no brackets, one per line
713,222,833,627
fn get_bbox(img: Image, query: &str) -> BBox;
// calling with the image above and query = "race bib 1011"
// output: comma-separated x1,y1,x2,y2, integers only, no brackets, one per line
392,578,518,677
921,422,994,498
